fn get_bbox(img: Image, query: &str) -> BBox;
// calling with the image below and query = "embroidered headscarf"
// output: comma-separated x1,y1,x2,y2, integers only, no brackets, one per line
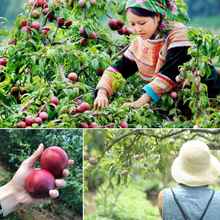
126,0,187,22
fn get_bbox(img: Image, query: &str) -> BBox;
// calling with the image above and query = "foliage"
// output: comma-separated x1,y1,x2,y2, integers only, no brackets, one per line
0,0,220,128
84,128,220,219
0,129,83,217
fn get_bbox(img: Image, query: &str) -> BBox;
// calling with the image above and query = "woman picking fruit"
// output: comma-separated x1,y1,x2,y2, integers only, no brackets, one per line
94,0,220,109
0,144,74,217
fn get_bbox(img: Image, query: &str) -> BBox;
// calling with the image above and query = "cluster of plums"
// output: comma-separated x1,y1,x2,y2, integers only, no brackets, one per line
25,146,69,198
108,18,132,36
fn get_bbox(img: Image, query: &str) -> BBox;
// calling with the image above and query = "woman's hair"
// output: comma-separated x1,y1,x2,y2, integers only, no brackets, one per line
127,7,157,17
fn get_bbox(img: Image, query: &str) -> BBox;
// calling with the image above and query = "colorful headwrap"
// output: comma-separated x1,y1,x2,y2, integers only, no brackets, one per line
126,0,180,20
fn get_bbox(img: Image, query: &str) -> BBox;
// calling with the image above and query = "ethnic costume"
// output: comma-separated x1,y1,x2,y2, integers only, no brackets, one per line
96,0,220,102
97,22,191,102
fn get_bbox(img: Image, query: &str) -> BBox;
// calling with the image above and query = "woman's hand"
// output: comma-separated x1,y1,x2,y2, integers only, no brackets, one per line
10,143,74,205
93,89,109,110
123,93,151,109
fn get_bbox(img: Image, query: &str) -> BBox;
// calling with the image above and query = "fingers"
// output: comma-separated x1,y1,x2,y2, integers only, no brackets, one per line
49,189,59,198
93,99,98,109
94,97,108,110
55,179,66,188
24,143,44,167
63,169,70,177
68,159,74,166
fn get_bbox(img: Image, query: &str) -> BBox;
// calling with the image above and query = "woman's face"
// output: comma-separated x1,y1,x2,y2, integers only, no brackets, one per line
127,10,160,39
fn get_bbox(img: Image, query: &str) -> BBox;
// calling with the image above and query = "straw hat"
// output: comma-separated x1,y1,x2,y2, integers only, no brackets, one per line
171,140,220,186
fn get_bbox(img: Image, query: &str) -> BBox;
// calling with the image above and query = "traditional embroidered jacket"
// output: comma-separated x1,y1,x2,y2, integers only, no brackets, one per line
96,22,192,102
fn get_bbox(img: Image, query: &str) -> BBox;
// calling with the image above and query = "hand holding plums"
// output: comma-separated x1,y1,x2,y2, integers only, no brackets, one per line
9,144,73,205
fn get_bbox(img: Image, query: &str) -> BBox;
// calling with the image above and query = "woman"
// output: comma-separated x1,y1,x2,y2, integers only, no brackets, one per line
0,144,74,217
94,0,220,110
158,140,220,220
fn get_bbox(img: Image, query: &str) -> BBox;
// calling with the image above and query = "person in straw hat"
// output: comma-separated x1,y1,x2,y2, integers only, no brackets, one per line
158,140,220,220
94,0,220,110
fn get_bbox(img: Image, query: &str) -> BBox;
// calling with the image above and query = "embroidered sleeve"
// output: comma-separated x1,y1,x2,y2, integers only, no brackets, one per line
96,53,137,96
96,66,126,96
143,46,191,102
167,24,192,49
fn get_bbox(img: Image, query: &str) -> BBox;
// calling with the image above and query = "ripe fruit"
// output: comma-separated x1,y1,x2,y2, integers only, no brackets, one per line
105,123,114,128
31,21,41,30
42,2,48,8
170,91,177,99
88,122,98,128
38,112,48,121
117,26,132,36
79,27,88,38
25,116,34,126
35,0,47,7
108,19,124,30
50,96,59,105
67,72,78,82
42,26,50,36
75,102,90,113
46,11,55,22
117,28,124,35
89,32,97,40
79,0,86,8
20,20,29,28
34,117,43,125
64,19,73,28
25,168,55,198
0,58,7,66
40,146,69,178
21,26,32,33
79,122,89,128
56,17,65,27
8,39,17,45
42,8,49,15
80,38,88,46
120,120,128,128
123,27,132,35
17,121,26,128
